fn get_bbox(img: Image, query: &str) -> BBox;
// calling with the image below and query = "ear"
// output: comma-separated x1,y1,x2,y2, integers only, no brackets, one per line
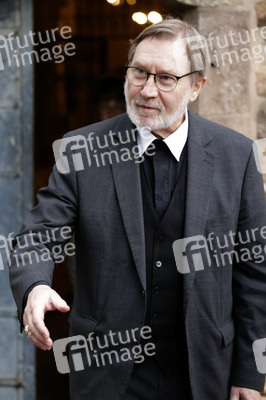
189,77,207,103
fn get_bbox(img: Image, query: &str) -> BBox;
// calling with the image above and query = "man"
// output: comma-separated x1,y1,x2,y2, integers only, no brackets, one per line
9,18,266,400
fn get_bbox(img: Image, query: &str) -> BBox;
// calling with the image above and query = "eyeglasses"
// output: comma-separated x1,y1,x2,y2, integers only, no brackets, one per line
125,66,201,92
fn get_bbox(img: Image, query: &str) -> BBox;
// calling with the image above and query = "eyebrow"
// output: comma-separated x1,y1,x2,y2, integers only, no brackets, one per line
131,62,177,76
132,61,147,69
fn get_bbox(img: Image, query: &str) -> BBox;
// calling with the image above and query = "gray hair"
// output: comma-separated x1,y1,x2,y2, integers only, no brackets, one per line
128,17,208,80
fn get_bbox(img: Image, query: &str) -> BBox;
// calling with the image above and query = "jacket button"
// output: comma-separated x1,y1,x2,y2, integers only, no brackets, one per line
155,260,162,268
141,289,145,297
154,287,160,295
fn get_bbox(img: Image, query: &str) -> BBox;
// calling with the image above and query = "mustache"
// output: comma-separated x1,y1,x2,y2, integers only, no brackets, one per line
133,99,163,111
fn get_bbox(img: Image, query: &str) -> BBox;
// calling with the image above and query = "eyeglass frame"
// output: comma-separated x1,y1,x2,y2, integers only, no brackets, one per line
125,65,202,92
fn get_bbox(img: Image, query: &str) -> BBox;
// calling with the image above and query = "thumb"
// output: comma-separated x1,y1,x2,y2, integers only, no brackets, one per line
48,291,70,313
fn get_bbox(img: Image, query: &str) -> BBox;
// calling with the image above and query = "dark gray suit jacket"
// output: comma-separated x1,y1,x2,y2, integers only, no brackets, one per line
9,111,266,400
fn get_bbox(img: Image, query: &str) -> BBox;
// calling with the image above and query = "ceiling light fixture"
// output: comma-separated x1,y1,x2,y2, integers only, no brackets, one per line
106,0,121,5
148,11,163,24
132,12,148,25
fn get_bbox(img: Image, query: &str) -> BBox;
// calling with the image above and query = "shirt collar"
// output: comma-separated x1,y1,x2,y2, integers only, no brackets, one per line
136,109,188,162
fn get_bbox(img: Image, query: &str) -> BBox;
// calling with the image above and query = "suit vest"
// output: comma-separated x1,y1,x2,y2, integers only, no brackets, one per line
140,145,189,377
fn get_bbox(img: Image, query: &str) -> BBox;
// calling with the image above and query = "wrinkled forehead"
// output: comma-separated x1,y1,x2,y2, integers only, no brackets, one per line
132,36,190,71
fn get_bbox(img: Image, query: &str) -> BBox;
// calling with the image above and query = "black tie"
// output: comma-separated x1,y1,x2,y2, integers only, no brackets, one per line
152,139,171,217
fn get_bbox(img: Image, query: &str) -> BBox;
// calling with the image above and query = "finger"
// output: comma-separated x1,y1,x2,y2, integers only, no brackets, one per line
23,316,51,349
25,304,49,335
27,330,53,351
27,323,52,345
229,387,239,400
24,305,51,344
30,312,52,342
24,313,53,349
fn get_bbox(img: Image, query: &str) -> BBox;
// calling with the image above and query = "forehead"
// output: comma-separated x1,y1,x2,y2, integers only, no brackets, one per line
132,36,190,72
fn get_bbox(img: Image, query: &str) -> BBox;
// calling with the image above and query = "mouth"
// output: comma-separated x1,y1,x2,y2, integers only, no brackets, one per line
137,104,159,113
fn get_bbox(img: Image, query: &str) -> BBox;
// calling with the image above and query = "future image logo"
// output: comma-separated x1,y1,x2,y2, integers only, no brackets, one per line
252,338,266,374
173,227,266,275
53,335,91,374
53,129,156,173
53,326,156,374
0,26,75,71
172,235,211,274
53,135,91,174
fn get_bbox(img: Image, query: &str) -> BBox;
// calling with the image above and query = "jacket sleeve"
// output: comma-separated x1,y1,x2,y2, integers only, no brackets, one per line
231,146,266,391
8,143,78,325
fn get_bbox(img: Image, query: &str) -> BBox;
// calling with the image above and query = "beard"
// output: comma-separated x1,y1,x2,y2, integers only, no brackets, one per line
124,80,191,131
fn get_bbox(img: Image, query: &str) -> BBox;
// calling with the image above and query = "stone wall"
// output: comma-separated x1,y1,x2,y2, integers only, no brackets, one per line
0,0,35,398
256,0,266,146
255,1,266,190
176,0,266,189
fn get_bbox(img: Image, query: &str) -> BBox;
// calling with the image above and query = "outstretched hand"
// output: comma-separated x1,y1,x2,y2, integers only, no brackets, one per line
23,285,70,350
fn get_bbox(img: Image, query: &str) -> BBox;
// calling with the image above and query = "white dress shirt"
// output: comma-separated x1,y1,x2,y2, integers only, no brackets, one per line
137,109,189,162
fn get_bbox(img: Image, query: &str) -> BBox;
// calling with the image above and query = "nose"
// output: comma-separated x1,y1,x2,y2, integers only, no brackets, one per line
140,74,159,98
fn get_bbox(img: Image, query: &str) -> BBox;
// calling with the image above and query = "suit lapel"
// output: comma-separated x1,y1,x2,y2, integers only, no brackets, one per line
109,114,146,290
183,111,216,314
107,112,215,306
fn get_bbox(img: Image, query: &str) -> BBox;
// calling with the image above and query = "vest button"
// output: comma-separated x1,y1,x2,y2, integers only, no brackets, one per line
153,313,158,321
155,260,162,268
154,287,160,295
